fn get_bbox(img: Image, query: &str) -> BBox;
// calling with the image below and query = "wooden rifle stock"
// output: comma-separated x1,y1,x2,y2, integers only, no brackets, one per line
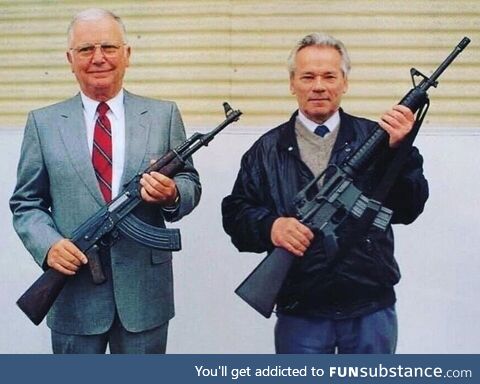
15,158,187,326
17,269,67,325
17,103,242,325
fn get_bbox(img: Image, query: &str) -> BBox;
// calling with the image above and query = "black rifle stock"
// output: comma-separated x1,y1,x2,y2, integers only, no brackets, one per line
235,38,470,318
17,103,242,325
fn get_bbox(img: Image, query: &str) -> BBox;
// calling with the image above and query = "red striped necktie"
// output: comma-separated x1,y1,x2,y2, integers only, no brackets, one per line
92,102,112,202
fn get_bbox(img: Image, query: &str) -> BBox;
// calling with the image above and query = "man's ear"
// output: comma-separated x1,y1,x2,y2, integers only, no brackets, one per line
343,76,349,94
66,51,75,73
125,45,131,67
289,76,296,95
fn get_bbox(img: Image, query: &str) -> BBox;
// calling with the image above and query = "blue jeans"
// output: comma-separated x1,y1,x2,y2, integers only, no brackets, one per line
275,305,397,354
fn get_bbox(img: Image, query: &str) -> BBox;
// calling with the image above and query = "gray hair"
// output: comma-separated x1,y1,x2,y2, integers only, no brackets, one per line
287,32,351,77
67,8,127,47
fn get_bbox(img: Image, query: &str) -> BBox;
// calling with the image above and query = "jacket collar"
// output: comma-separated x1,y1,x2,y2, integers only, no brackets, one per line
57,90,150,205
58,94,103,204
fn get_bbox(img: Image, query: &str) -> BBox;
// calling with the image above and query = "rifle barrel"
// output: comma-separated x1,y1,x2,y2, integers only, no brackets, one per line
17,102,242,325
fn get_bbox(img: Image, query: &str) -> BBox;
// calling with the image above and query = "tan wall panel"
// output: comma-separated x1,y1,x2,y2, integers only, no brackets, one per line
0,0,478,129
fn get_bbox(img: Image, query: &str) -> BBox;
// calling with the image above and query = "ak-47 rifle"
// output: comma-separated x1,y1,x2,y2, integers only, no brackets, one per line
235,38,470,318
17,102,242,325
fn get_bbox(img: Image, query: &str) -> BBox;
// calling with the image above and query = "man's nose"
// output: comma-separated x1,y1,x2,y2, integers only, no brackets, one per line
91,46,106,63
312,77,326,91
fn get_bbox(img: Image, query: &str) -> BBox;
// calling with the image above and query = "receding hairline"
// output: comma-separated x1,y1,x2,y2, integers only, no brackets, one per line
67,8,127,47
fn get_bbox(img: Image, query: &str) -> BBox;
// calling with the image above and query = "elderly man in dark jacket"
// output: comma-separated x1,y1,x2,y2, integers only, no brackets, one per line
222,33,428,354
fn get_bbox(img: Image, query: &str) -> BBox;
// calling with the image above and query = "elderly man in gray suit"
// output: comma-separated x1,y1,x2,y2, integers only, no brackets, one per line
10,8,201,354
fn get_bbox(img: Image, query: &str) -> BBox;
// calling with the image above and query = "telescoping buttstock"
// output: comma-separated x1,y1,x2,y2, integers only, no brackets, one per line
235,37,470,319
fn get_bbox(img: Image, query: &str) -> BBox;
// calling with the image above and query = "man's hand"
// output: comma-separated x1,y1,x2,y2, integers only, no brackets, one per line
140,171,178,206
271,217,314,257
47,239,88,275
379,105,415,148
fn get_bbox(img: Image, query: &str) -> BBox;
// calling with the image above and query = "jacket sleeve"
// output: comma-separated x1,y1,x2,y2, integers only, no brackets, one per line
222,148,278,253
383,145,429,224
161,102,202,222
9,112,63,268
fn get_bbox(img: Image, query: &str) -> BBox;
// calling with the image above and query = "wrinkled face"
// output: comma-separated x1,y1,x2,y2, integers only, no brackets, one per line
290,45,348,124
67,17,130,101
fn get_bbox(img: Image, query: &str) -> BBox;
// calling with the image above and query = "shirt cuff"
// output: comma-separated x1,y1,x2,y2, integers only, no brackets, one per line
162,193,180,212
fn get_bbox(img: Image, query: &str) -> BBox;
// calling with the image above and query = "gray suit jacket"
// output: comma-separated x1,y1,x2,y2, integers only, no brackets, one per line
10,90,201,334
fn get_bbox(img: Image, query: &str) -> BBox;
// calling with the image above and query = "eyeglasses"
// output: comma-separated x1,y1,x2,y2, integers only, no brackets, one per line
69,42,126,59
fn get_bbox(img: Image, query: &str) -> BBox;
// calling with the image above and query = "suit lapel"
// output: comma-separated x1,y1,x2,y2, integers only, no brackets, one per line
57,91,150,202
121,91,150,189
58,94,105,204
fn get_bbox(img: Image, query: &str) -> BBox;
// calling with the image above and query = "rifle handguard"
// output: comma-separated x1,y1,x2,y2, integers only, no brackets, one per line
234,38,470,318
17,102,242,325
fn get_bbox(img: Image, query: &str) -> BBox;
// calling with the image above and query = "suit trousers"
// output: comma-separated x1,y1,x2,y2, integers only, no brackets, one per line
275,305,397,354
51,313,169,354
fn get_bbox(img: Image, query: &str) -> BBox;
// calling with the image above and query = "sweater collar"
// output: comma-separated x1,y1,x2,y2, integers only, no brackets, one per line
278,108,359,158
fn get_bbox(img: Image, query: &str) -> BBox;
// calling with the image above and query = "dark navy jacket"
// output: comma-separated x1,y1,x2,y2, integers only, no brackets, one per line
222,109,428,318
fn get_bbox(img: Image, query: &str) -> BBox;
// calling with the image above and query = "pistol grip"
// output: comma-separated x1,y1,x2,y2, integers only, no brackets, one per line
87,245,106,284
323,232,339,260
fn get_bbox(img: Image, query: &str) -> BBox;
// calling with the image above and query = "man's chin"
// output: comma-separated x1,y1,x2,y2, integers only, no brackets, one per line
83,82,119,100
90,79,114,90
304,109,330,123
88,71,114,82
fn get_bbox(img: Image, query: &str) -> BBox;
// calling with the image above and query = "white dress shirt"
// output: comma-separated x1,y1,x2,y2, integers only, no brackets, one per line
297,109,341,136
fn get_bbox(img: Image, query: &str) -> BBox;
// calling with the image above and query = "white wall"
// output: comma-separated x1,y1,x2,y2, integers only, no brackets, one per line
1,127,479,354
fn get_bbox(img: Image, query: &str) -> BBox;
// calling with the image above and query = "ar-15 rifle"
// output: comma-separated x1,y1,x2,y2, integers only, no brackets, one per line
17,102,242,325
235,38,470,318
